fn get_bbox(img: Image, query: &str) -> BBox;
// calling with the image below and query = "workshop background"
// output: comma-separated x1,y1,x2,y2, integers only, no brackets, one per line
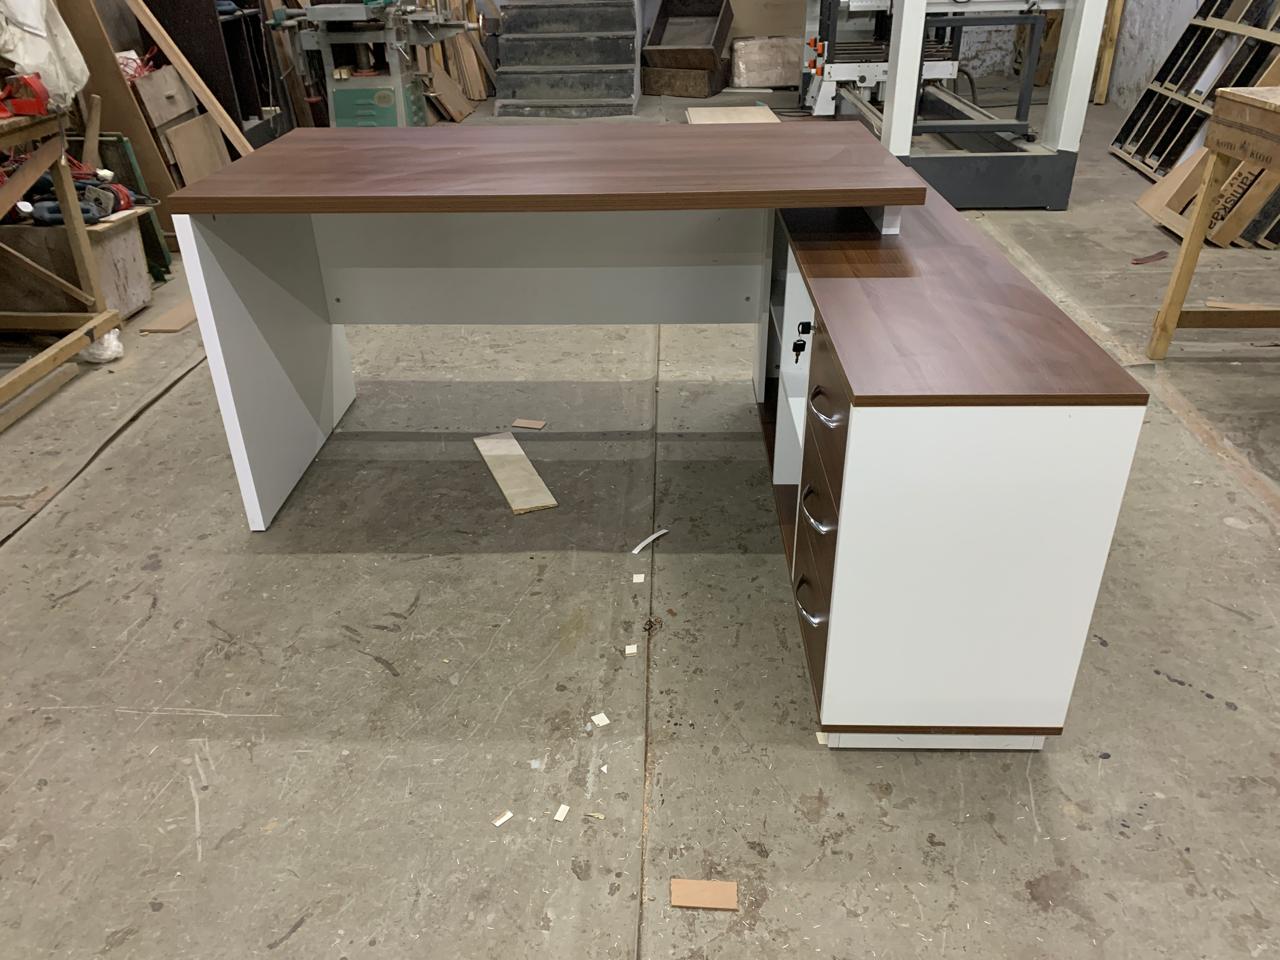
2,1,1278,958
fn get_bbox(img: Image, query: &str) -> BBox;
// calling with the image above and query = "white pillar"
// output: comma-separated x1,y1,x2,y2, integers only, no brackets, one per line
881,0,927,157
1042,0,1108,153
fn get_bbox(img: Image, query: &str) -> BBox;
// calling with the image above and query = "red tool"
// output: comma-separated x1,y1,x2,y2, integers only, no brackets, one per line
0,74,51,120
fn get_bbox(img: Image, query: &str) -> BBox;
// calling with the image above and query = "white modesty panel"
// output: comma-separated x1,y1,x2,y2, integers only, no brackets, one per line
821,403,1143,729
311,210,773,326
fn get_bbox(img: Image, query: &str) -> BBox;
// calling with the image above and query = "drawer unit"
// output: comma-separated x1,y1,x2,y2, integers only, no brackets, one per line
760,199,1148,751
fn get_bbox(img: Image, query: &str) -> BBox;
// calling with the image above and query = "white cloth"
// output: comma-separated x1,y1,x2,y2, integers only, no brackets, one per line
0,0,90,108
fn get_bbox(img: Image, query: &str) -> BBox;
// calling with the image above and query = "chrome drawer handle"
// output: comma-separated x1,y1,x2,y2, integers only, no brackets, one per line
800,485,837,535
808,386,844,429
795,576,828,628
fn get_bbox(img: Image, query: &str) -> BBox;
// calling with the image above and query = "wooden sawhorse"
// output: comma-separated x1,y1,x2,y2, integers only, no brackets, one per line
1148,87,1280,360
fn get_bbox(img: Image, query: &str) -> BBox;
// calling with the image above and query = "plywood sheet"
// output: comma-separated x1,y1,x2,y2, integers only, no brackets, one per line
685,105,778,124
474,431,557,514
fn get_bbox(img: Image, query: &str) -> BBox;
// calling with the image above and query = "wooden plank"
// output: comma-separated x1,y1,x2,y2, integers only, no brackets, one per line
50,158,106,313
83,94,103,170
473,432,557,514
670,879,738,911
425,69,475,122
0,364,79,435
0,113,62,150
1093,0,1125,104
123,0,254,157
1205,298,1280,310
0,310,119,407
0,242,96,307
58,0,177,230
1149,151,1239,359
685,106,779,124
165,114,233,186
464,31,498,88
0,138,63,220
0,312,100,332
133,65,199,129
1178,306,1280,327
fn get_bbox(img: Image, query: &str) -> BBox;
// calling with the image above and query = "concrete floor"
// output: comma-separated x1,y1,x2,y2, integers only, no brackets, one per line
1,96,1278,960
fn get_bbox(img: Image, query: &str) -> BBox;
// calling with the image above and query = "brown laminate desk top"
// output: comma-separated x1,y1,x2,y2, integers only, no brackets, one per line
167,122,929,214
783,197,1148,407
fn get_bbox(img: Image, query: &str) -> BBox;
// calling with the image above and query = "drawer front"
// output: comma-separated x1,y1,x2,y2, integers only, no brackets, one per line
799,418,840,577
792,521,832,707
807,318,851,482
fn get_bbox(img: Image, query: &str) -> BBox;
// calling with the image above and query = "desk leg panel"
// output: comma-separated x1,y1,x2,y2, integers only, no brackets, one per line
176,213,355,531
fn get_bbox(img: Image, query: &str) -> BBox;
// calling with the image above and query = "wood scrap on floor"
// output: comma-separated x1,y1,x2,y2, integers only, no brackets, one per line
671,879,738,911
139,300,197,334
512,417,545,430
473,431,557,514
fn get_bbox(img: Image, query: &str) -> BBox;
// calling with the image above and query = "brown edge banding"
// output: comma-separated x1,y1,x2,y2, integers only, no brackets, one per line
169,187,929,217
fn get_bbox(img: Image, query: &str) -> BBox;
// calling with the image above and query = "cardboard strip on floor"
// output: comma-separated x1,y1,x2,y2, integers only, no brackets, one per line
671,879,738,911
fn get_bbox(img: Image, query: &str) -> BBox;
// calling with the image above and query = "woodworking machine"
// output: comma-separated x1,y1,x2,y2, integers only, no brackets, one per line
801,0,1107,210
297,0,468,127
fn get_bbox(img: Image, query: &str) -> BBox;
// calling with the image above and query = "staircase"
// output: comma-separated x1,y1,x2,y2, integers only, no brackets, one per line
495,0,639,118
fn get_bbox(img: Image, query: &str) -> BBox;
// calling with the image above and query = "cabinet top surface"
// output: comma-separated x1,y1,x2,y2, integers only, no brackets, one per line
168,122,929,214
783,197,1149,407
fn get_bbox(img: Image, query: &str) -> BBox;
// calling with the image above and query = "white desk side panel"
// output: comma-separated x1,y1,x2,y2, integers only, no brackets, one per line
821,403,1143,729
311,210,771,327
176,213,355,531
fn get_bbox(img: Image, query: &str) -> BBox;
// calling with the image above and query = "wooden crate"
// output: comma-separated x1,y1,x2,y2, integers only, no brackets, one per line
0,210,152,319
643,0,734,72
641,61,729,98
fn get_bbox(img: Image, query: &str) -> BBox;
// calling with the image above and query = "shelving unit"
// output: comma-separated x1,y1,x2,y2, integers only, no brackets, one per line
1111,0,1280,181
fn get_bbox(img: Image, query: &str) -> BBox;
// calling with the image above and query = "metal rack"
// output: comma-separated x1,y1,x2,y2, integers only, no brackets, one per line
1111,0,1280,181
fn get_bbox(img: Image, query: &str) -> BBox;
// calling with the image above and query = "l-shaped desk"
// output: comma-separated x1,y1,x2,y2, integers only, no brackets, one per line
171,122,1147,751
